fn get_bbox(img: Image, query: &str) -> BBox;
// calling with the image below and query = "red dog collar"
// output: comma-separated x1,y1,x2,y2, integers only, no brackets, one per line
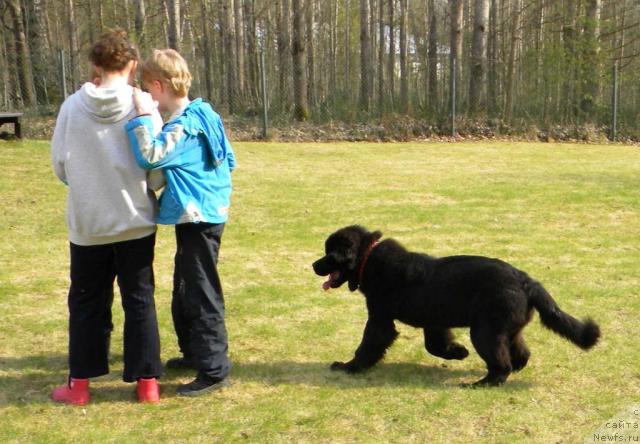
357,240,379,285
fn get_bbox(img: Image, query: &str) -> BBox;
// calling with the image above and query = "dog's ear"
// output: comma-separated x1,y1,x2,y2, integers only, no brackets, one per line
371,230,383,241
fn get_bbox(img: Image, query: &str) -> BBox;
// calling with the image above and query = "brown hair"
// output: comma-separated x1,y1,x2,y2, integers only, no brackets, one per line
141,49,192,98
88,28,139,73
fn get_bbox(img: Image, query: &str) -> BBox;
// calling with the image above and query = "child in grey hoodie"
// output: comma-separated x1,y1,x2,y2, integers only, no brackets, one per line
51,30,165,405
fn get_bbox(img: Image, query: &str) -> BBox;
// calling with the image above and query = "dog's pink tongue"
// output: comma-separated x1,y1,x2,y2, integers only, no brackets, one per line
322,279,332,291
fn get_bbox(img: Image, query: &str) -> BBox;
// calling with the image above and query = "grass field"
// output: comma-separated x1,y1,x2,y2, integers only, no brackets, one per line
0,139,638,443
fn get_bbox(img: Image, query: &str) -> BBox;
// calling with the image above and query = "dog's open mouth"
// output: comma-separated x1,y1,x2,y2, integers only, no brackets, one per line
322,271,341,291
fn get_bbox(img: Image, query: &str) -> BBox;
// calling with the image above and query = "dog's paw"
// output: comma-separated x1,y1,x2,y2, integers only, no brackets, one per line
447,344,469,360
330,361,348,372
461,376,505,388
330,361,360,374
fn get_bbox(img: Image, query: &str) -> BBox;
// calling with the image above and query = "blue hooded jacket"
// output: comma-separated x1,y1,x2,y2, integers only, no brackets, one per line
125,99,236,225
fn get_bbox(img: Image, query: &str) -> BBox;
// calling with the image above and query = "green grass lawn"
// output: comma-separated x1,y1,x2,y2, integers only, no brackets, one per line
0,140,638,443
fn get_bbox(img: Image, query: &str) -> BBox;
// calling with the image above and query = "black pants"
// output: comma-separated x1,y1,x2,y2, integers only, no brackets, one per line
172,223,230,379
68,234,163,383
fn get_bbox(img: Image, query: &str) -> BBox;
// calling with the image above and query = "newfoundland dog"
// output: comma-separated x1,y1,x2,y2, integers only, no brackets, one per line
312,225,600,386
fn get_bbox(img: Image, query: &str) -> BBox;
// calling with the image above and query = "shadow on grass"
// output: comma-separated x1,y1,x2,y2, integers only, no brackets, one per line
0,355,533,406
164,360,534,391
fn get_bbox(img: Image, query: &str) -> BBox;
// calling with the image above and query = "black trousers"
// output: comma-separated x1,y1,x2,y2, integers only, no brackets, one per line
172,223,230,379
68,234,163,383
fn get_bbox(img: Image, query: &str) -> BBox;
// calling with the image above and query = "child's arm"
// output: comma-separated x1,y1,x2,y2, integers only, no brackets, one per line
125,115,186,170
125,88,187,170
145,111,167,191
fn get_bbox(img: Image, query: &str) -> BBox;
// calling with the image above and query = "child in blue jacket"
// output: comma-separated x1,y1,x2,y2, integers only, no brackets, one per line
125,49,235,396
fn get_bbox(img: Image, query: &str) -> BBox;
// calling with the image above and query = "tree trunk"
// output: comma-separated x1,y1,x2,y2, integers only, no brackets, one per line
399,0,408,113
0,22,9,107
344,0,351,96
166,0,181,51
329,0,338,95
291,0,308,120
487,0,498,114
97,1,104,32
224,0,238,111
217,0,226,104
28,0,49,104
377,0,385,112
469,0,489,113
199,0,213,101
306,1,316,107
581,0,601,120
87,0,95,44
277,0,292,110
7,0,36,107
234,0,245,99
134,0,147,50
427,0,438,112
359,0,371,111
123,0,132,31
387,0,395,108
369,0,377,99
504,0,520,122
245,0,259,103
562,0,577,121
449,0,463,113
67,0,79,90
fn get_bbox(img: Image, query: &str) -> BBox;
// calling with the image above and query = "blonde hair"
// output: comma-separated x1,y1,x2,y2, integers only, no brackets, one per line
141,49,192,97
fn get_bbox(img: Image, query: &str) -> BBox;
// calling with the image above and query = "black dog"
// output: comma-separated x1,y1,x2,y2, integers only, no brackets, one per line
312,225,600,386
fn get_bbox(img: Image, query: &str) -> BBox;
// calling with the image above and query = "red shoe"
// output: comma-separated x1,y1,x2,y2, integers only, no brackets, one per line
51,377,90,406
137,378,160,403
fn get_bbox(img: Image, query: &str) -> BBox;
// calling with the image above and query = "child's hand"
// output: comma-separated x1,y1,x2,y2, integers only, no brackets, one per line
133,88,158,116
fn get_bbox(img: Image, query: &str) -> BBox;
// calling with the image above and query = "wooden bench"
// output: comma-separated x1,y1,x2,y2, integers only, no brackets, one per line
0,112,23,138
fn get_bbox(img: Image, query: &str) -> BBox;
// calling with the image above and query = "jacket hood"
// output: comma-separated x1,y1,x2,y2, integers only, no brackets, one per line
180,99,229,168
76,82,135,124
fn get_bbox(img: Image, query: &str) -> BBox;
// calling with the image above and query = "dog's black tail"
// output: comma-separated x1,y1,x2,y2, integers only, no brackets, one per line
520,273,600,350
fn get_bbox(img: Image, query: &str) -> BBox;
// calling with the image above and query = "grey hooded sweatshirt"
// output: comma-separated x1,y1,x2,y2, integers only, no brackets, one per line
52,82,164,246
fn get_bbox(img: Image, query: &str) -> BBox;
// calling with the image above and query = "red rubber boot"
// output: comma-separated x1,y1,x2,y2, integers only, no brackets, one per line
137,378,160,403
51,377,90,406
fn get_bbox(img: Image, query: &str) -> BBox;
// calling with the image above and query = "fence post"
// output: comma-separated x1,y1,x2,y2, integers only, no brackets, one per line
611,63,618,142
260,49,268,140
59,49,68,100
451,57,457,137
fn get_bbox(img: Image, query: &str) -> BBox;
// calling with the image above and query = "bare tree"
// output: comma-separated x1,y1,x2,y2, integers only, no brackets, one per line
133,0,147,50
581,0,601,119
469,0,489,113
504,0,521,121
359,0,371,111
399,0,408,113
234,0,245,98
292,0,308,120
449,0,463,112
222,0,237,112
28,0,50,104
199,0,213,101
344,0,351,95
67,0,79,90
377,0,385,111
7,0,36,106
487,0,498,113
387,0,395,108
306,0,316,107
427,0,438,112
277,0,292,109
244,0,260,103
166,0,181,51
